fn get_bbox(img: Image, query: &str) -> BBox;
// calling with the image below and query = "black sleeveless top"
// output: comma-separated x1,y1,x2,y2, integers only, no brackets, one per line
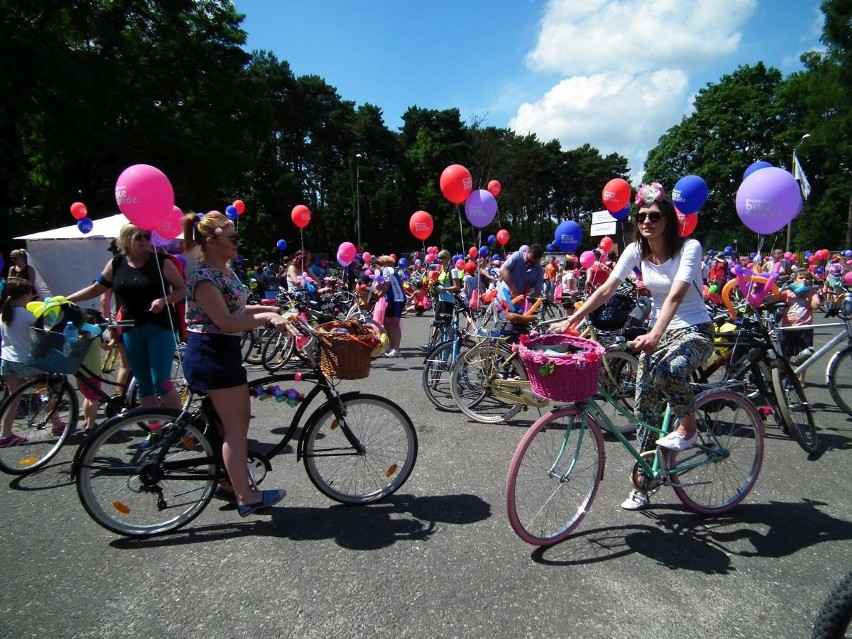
112,253,173,329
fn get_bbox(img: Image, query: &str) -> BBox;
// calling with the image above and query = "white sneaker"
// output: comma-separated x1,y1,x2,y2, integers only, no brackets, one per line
621,490,649,510
384,349,400,358
656,430,698,451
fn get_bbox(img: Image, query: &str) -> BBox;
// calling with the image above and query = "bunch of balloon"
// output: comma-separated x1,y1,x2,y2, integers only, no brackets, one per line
70,201,93,234
601,178,631,212
671,174,707,238
291,204,311,255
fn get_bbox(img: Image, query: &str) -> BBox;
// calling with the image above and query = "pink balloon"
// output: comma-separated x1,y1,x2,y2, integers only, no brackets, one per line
599,236,613,252
844,272,852,285
455,259,465,270
362,251,373,264
115,164,175,230
579,251,596,269
487,180,502,197
337,241,356,266
156,205,183,240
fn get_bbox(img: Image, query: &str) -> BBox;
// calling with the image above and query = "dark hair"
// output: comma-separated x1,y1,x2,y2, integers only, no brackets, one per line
1,277,33,325
527,244,544,260
632,198,683,261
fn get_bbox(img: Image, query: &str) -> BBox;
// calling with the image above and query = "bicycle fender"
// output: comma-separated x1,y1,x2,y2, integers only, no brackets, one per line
296,390,363,462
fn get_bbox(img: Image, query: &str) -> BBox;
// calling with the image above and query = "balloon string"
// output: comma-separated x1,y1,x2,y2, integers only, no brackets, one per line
457,205,464,255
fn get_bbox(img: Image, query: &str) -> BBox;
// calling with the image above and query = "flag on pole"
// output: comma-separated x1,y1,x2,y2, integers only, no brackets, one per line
793,152,811,200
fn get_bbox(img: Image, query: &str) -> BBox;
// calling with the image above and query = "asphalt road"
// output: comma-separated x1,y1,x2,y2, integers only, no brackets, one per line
1,313,850,639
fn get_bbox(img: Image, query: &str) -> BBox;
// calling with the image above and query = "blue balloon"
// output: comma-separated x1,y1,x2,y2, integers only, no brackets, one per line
225,205,238,221
276,239,287,251
553,220,583,252
610,204,631,221
77,217,93,234
707,250,715,256
672,175,708,214
398,257,408,268
546,243,554,252
724,246,733,255
743,161,773,181
479,246,489,257
487,234,497,246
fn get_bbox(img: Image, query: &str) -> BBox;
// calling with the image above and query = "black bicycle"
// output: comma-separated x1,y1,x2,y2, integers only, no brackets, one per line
73,320,418,537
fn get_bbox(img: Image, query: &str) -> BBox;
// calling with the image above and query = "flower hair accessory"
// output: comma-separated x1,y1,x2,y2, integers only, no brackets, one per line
635,182,666,206
214,226,223,235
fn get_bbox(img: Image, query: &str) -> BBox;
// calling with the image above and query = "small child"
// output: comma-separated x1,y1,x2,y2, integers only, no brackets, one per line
0,278,65,446
779,270,822,385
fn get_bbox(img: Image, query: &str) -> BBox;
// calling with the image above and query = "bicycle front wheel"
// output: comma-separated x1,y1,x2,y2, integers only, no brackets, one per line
450,342,526,423
671,390,764,515
421,340,464,412
827,345,852,418
75,408,216,537
302,394,417,504
771,360,819,453
261,331,294,372
506,407,604,546
0,375,79,475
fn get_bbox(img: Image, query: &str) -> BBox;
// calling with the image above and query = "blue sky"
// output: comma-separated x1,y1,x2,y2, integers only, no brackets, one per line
232,0,824,180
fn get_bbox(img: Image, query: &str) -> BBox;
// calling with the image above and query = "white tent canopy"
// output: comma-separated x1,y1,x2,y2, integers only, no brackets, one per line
13,214,188,310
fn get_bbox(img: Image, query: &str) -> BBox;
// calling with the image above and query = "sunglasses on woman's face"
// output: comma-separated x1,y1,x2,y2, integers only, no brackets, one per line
635,211,663,224
218,235,239,245
133,233,152,242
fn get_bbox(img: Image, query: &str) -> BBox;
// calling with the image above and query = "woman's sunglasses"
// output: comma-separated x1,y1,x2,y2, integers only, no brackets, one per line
218,235,239,244
636,212,663,224
133,233,152,241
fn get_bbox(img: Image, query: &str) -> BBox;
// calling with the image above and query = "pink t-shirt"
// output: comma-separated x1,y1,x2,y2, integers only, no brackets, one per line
781,288,816,326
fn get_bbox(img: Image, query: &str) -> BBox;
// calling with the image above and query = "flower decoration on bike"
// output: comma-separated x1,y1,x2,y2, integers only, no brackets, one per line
635,182,666,206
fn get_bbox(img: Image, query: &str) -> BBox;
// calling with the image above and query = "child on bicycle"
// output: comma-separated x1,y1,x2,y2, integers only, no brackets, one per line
0,278,65,445
779,270,821,385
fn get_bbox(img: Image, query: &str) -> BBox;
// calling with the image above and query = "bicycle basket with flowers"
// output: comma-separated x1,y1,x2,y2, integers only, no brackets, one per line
515,334,605,402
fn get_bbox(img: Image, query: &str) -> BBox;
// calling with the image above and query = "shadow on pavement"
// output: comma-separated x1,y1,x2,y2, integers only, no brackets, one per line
109,492,492,551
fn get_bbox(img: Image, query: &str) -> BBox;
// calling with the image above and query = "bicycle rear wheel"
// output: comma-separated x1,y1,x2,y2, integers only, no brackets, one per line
771,360,819,453
450,342,526,423
0,375,79,475
75,408,216,537
421,340,463,412
302,394,417,504
671,390,764,515
261,331,294,372
506,407,604,546
827,345,852,417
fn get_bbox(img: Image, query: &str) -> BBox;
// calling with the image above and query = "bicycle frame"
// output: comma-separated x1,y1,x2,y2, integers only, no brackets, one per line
778,320,851,377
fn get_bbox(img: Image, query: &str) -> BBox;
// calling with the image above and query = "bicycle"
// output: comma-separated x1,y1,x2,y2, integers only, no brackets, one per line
73,318,418,537
421,297,478,412
812,568,852,639
505,363,764,546
694,303,819,453
0,316,136,475
772,286,852,417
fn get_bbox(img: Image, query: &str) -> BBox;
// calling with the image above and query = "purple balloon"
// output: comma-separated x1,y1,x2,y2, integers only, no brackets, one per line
519,244,529,253
464,190,498,228
735,167,802,235
743,161,773,181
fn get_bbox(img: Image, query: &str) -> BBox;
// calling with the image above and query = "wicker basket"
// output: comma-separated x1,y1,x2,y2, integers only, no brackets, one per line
516,334,604,402
315,320,376,380
27,327,94,374
589,293,636,331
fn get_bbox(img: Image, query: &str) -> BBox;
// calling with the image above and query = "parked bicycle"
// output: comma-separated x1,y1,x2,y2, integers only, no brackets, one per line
73,317,418,537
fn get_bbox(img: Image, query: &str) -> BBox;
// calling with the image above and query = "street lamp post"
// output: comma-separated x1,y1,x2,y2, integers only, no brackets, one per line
786,133,811,252
355,153,363,248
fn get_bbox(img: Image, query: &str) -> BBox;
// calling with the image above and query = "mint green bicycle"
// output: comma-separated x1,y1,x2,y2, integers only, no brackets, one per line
506,380,765,546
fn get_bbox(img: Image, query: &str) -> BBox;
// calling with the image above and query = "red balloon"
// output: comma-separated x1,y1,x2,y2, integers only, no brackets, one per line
70,201,88,220
409,210,434,241
677,210,698,237
233,199,246,215
599,236,613,253
487,180,501,197
291,204,311,229
468,246,478,258
439,164,473,204
496,229,510,246
601,178,631,212
455,258,465,270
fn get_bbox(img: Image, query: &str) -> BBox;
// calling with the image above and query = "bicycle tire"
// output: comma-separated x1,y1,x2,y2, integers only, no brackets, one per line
506,407,604,546
242,328,267,365
812,569,852,639
771,360,819,453
0,375,79,475
827,345,852,418
75,407,216,537
421,340,464,412
450,341,526,423
302,394,417,504
261,331,294,372
597,350,639,434
671,389,764,515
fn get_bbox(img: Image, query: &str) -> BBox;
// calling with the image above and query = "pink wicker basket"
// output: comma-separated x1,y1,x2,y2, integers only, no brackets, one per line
515,334,604,403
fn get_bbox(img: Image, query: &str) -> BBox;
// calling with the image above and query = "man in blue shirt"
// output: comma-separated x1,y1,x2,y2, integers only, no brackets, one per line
499,244,544,300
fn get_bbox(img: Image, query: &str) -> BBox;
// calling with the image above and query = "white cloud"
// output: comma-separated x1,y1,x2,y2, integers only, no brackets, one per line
511,0,757,177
